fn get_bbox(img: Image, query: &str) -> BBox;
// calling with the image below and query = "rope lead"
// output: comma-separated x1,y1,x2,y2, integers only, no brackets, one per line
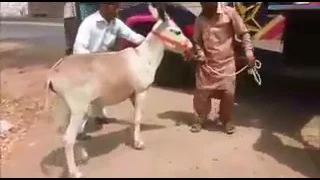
204,60,262,86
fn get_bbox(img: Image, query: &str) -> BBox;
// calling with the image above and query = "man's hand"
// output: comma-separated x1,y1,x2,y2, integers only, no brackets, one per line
183,49,195,61
194,53,207,63
247,54,256,68
246,50,256,68
184,51,207,64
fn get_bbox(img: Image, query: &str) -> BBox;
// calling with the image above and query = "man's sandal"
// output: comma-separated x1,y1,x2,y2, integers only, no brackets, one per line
190,123,202,133
223,122,236,135
76,133,92,141
65,48,73,56
95,117,111,125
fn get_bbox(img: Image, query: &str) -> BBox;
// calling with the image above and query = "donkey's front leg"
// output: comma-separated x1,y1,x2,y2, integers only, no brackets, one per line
131,91,147,150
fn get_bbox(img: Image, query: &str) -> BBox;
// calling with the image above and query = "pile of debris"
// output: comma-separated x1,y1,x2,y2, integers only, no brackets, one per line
0,97,43,162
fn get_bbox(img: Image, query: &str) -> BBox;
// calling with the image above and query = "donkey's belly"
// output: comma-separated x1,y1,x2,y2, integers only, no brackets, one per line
96,83,134,106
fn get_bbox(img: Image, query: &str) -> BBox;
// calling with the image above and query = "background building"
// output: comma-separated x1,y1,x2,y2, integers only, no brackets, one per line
0,2,29,17
0,2,64,18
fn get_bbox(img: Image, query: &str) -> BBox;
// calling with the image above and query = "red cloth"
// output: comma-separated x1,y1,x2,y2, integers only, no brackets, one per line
261,19,285,40
125,14,156,27
183,24,194,38
116,15,156,50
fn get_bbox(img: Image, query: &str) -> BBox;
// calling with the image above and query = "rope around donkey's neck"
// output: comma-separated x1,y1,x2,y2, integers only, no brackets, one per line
203,60,262,86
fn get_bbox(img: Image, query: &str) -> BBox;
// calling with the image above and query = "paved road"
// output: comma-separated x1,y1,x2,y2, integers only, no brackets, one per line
1,22,319,178
0,22,64,46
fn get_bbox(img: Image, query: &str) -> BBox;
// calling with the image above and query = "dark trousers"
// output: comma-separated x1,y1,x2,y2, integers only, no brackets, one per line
64,17,79,55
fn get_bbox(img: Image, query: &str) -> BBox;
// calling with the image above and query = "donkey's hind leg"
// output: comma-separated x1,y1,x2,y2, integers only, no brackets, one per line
62,99,89,178
51,95,71,135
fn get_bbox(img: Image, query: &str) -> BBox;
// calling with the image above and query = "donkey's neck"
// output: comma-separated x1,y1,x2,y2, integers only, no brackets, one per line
135,32,165,70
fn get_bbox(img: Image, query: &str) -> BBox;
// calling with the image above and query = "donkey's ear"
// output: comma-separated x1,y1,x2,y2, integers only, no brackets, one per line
157,5,166,21
158,3,170,21
148,3,159,20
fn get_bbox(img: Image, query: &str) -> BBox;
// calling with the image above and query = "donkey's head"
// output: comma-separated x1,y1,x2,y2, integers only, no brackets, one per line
148,3,193,54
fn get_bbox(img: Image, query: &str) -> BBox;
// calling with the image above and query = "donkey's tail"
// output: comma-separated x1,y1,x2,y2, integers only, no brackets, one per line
44,79,53,113
50,57,65,70
43,58,65,118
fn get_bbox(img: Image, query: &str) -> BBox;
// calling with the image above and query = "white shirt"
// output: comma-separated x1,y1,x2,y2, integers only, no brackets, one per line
73,11,145,54
64,2,76,19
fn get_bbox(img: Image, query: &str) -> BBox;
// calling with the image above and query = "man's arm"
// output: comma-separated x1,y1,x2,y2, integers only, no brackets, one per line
229,8,255,65
73,20,91,54
116,19,145,45
192,17,206,62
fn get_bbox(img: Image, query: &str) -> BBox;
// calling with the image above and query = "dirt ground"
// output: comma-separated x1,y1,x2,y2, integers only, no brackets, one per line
0,40,64,162
0,39,319,178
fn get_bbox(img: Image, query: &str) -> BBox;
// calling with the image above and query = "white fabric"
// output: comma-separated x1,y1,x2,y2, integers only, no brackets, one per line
73,11,145,54
64,2,76,19
217,2,225,14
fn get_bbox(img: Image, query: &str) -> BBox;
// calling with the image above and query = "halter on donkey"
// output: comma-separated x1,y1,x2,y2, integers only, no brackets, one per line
45,4,192,178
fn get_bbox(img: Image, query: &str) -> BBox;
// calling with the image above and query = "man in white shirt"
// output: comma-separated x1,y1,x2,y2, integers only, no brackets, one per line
73,2,145,54
73,2,145,140
64,2,78,55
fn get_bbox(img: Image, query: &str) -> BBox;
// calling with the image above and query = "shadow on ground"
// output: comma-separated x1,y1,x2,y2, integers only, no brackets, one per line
157,92,320,177
157,48,320,177
39,120,165,178
253,130,320,178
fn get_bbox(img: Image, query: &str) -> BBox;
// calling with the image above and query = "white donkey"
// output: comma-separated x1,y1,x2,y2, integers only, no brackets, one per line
46,4,193,178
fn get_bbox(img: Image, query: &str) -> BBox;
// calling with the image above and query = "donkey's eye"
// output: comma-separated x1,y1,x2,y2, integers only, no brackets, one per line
170,29,182,36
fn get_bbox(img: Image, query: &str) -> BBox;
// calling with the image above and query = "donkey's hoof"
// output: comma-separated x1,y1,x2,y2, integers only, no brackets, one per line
79,155,89,165
69,171,82,178
133,140,145,150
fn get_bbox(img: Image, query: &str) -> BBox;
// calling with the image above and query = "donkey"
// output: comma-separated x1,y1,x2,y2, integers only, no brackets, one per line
46,4,193,178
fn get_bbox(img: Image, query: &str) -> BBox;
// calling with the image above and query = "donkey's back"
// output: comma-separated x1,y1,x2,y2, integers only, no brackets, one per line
52,47,138,77
49,47,141,105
